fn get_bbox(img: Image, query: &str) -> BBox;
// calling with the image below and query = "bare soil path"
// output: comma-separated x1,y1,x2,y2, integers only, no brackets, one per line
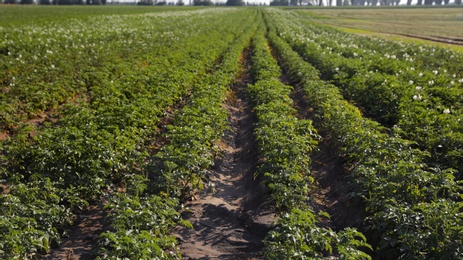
173,50,276,260
43,204,106,260
285,69,367,233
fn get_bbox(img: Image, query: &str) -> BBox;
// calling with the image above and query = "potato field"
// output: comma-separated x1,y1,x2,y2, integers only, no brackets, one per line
1,6,462,260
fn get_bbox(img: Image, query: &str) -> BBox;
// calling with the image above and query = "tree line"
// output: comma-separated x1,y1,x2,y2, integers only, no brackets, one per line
270,0,462,5
2,0,248,5
2,0,106,4
2,0,460,10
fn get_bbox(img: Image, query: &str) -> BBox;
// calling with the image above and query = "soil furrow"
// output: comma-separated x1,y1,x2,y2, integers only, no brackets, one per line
308,135,367,231
174,48,275,260
292,80,365,231
276,47,366,232
43,92,192,260
43,204,106,260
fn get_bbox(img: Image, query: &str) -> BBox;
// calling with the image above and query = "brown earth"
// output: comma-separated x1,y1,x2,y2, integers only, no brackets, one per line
0,183,9,194
0,131,8,141
173,49,276,260
309,138,367,231
43,204,106,260
283,63,366,232
292,83,366,231
395,32,463,46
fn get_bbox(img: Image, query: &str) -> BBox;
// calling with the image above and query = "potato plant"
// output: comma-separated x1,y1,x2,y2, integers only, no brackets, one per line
0,8,260,258
265,11,463,258
2,6,463,259
266,9,463,177
250,22,371,259
96,9,260,259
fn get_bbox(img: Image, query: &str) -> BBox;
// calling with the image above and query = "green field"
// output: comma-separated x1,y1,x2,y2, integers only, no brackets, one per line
0,5,199,27
1,6,463,259
295,6,463,50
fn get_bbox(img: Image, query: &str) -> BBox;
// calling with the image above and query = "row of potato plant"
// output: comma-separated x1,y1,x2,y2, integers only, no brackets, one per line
267,9,463,177
293,11,463,76
264,10,463,259
95,10,260,259
1,9,201,131
0,8,256,258
249,20,371,259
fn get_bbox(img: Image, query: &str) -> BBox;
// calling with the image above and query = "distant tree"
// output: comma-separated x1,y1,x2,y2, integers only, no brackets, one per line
454,0,461,3
270,0,288,5
4,0,18,3
138,0,154,5
49,0,96,4
379,0,389,5
226,0,244,5
193,0,213,5
20,0,33,3
177,0,184,5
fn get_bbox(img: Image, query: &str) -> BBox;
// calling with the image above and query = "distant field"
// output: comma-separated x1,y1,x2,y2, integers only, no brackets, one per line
0,5,199,27
296,7,463,49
